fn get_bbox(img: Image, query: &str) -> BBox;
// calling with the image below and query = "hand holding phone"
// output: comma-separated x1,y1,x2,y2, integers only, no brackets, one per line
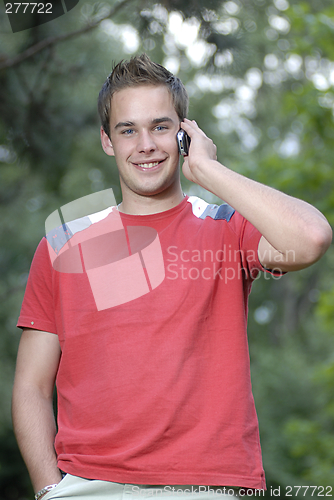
177,129,191,156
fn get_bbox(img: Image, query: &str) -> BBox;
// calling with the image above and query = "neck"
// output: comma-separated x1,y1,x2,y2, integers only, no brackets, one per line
118,184,185,215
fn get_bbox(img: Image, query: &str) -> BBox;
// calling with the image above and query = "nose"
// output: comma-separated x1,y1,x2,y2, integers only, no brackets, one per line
136,130,157,154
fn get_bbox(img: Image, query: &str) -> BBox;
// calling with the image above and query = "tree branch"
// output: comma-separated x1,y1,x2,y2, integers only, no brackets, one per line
0,0,135,71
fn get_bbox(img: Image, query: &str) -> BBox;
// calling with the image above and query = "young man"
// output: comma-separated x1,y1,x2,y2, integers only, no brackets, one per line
13,54,332,500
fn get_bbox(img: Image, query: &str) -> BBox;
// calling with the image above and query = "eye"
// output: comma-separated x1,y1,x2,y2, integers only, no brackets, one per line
122,128,134,135
155,125,168,132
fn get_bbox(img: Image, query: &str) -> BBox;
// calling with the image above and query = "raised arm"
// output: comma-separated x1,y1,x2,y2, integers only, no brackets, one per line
12,328,62,494
181,119,332,272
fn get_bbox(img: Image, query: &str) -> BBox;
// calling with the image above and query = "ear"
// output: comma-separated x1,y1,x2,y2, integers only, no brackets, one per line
100,127,115,157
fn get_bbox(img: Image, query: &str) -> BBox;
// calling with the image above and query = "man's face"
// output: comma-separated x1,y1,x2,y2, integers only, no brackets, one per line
101,85,181,199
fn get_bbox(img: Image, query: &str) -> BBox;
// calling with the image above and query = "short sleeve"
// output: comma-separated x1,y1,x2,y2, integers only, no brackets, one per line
239,218,284,280
17,238,58,334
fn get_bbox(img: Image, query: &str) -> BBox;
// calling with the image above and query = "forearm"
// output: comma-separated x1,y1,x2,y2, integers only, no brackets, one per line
195,158,331,259
181,118,332,269
12,384,62,493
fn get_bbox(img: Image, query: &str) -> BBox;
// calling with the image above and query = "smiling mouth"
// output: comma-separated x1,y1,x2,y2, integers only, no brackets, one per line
136,161,163,169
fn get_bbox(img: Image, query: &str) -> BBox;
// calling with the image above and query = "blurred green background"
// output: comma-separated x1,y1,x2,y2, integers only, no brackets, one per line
0,0,333,498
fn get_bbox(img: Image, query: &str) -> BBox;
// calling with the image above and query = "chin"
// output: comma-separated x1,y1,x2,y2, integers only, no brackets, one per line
135,186,168,197
132,180,176,197
121,169,180,199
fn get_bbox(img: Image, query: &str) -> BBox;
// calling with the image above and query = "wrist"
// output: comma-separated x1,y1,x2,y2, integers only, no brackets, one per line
191,159,222,191
35,484,58,500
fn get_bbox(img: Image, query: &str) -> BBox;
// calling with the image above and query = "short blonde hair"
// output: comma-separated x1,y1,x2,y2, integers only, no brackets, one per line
98,54,188,138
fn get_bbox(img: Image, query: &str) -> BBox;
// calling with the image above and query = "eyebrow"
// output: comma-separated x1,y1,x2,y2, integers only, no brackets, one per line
152,117,174,125
114,117,174,130
114,121,135,130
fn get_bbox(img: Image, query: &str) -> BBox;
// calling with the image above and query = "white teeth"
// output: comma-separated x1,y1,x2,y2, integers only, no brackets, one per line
137,162,160,169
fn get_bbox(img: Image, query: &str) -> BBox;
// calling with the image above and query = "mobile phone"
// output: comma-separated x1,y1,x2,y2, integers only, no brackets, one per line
177,129,191,156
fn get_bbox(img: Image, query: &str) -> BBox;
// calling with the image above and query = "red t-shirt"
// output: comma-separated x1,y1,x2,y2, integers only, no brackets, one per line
17,195,271,489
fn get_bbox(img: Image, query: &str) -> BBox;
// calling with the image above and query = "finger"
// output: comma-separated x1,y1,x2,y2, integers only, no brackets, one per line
181,119,207,137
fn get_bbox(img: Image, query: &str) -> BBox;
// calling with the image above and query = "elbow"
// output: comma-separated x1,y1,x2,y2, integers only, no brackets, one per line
303,220,332,265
